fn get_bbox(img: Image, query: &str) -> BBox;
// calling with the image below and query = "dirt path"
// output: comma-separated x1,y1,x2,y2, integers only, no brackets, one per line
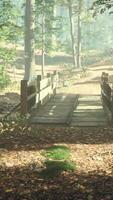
59,64,113,95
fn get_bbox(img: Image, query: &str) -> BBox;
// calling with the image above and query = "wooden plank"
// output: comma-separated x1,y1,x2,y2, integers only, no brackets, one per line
32,103,73,116
31,117,66,124
71,117,107,122
51,99,76,103
21,80,28,114
34,106,71,112
36,85,52,103
53,94,76,99
73,109,104,113
31,94,78,124
40,77,51,90
79,101,101,106
66,96,79,124
41,102,76,108
34,109,71,116
72,112,105,117
28,79,36,87
30,93,108,127
40,85,52,98
79,96,101,101
70,94,108,127
51,98,76,102
27,92,36,101
76,105,103,110
31,113,70,118
70,121,108,127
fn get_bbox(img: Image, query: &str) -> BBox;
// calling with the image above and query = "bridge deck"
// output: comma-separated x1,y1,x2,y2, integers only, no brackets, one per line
71,95,108,127
30,94,108,127
31,94,78,125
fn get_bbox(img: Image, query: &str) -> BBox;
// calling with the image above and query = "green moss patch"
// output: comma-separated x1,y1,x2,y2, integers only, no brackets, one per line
43,145,70,160
40,160,76,179
41,145,76,179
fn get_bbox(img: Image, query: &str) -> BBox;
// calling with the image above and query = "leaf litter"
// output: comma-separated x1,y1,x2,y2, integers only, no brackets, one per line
0,123,113,199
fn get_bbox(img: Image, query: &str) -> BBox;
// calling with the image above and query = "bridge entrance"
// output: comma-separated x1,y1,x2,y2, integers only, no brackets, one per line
30,93,108,127
20,71,112,127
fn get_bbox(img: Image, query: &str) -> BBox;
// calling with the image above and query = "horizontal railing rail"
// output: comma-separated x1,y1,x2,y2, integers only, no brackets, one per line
100,72,113,123
20,71,61,115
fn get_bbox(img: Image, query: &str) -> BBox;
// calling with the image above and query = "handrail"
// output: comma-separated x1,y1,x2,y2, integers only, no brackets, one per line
100,72,113,122
20,71,61,114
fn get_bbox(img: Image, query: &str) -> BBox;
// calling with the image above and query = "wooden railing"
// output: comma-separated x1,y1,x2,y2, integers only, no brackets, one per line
100,72,113,122
21,71,60,114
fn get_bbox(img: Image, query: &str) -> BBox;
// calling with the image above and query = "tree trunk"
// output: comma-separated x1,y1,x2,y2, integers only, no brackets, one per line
24,0,35,81
41,0,45,78
68,2,77,68
76,0,82,68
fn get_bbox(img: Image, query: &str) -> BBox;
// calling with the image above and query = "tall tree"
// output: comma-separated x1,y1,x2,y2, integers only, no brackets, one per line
41,0,45,77
24,0,35,81
76,0,82,68
68,0,77,68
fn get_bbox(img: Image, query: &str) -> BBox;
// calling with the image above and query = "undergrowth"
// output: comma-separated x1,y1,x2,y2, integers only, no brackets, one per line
41,145,76,179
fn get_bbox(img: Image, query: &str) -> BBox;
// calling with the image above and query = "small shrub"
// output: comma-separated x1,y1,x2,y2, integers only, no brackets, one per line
0,70,10,89
40,160,76,178
41,145,76,179
43,145,70,160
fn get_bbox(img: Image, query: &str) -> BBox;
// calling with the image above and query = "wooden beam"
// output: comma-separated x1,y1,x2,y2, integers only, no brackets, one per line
21,80,28,114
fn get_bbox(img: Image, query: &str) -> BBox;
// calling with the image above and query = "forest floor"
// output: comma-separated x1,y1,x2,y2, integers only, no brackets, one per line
0,58,113,199
0,124,113,200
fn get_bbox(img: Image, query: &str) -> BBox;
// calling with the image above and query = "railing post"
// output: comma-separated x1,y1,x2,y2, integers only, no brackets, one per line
47,73,50,85
53,70,56,75
111,87,113,122
36,75,41,106
100,72,113,124
53,71,57,95
21,80,28,115
47,73,50,78
57,72,61,88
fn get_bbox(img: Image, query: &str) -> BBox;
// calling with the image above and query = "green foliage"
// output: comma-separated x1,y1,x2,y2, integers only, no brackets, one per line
0,47,16,64
40,160,76,178
43,145,70,160
0,1,23,87
41,145,76,179
35,0,70,53
0,0,23,43
0,66,10,89
92,0,113,15
0,47,16,88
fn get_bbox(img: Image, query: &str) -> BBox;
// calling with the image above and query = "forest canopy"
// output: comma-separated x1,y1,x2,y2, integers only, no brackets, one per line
93,0,113,14
0,0,113,84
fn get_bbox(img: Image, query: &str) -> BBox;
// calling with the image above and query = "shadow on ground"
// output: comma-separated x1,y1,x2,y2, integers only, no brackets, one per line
0,93,20,114
0,164,113,200
0,125,113,151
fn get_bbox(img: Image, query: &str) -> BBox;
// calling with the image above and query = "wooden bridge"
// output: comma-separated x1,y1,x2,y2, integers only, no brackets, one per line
30,94,108,127
21,72,113,127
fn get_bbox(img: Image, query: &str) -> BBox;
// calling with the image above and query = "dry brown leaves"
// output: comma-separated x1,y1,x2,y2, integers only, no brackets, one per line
0,123,113,199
